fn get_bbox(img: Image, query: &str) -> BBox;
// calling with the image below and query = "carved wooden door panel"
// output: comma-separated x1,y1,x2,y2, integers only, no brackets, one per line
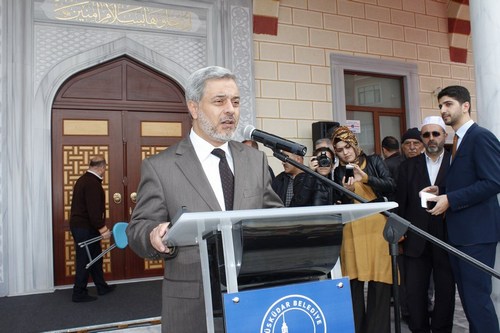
52,56,189,285
122,110,189,278
52,109,124,285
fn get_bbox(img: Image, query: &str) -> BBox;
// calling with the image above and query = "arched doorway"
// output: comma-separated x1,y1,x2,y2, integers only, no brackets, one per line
52,56,191,285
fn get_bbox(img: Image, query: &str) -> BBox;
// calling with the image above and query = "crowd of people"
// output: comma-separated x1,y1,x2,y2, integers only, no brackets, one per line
70,64,499,333
266,85,499,333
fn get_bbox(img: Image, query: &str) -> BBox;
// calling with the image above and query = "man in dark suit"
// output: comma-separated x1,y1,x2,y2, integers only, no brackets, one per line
126,66,283,333
272,152,304,206
381,136,403,183
426,85,500,333
70,156,115,302
396,116,455,333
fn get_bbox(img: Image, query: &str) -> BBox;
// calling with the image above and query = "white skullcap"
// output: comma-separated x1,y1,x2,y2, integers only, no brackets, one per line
421,116,446,131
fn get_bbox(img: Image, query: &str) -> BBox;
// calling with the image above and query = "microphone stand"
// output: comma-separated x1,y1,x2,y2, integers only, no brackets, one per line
273,149,500,333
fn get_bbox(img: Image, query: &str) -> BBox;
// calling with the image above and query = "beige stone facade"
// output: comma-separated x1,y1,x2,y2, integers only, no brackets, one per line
253,0,474,171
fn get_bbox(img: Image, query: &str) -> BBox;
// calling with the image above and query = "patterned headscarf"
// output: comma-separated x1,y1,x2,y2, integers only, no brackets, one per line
331,126,363,165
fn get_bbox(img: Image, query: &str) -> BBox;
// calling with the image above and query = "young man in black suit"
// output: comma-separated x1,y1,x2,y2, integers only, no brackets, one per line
425,85,500,333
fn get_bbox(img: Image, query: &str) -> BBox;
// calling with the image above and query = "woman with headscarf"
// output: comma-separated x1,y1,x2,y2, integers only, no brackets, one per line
331,126,396,333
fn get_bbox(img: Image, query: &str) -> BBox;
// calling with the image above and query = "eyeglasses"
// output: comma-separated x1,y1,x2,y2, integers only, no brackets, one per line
421,131,442,138
334,144,352,153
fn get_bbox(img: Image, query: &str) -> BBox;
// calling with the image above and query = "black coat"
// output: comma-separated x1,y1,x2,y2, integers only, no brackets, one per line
383,151,404,183
69,171,105,231
290,172,336,206
395,151,450,257
271,171,305,206
271,171,294,205
334,154,396,204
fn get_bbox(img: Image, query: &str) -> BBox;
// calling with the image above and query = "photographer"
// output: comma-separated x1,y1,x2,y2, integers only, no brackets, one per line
290,147,337,207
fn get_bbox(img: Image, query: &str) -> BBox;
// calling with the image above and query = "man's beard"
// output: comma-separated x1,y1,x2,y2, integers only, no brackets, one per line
426,142,443,154
198,109,236,143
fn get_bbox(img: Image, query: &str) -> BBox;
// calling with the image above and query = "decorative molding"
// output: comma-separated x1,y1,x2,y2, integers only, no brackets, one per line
0,0,4,288
38,0,198,33
229,3,255,139
448,0,471,63
253,0,279,35
127,33,206,74
330,53,420,130
35,25,123,88
253,15,278,35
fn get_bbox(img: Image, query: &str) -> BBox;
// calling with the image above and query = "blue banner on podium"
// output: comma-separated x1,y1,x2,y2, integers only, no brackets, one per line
223,278,354,333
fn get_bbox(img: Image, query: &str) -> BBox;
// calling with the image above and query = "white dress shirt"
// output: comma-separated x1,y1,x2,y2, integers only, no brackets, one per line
455,119,474,149
425,151,444,186
190,129,234,211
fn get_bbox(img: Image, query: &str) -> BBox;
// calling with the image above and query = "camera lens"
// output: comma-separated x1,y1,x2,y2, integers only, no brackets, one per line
317,152,332,167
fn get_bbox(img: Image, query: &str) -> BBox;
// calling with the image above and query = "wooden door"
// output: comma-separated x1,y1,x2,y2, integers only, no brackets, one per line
122,110,188,278
52,56,190,285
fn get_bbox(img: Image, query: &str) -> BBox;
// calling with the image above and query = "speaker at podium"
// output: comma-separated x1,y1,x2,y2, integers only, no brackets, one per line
165,203,397,332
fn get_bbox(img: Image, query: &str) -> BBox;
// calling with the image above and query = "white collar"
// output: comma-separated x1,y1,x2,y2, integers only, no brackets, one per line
455,119,474,139
189,129,231,161
87,170,103,180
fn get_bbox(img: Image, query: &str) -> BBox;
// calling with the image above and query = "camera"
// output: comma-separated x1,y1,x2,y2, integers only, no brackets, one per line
316,152,332,167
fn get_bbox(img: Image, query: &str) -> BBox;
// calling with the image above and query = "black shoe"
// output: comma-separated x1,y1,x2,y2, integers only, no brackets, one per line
72,294,97,302
98,284,116,296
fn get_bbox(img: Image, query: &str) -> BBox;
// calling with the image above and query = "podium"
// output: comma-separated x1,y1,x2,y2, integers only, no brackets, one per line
165,202,397,333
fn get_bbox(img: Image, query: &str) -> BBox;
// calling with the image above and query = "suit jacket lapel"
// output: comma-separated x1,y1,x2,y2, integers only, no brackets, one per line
174,138,221,211
229,141,247,210
449,122,477,169
435,150,451,186
459,123,477,149
415,155,431,186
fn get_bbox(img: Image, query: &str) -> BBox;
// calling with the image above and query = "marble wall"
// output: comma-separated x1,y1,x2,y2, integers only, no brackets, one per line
470,0,500,136
470,0,500,317
0,0,5,296
0,0,254,296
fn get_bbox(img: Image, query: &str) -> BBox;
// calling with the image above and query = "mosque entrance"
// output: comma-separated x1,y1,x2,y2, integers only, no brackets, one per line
51,56,190,285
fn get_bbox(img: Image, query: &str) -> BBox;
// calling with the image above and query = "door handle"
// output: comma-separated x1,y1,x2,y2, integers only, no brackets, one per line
113,193,122,204
130,192,137,204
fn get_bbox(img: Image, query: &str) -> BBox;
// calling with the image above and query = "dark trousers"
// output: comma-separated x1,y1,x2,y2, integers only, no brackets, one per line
404,243,455,333
71,227,108,295
397,254,409,316
449,242,499,333
350,279,392,333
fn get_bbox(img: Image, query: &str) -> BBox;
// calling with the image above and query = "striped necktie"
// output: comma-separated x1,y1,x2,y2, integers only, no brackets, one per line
212,148,234,210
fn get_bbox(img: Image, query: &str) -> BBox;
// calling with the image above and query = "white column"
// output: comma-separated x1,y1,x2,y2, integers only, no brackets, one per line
4,0,54,296
470,0,500,137
469,0,500,321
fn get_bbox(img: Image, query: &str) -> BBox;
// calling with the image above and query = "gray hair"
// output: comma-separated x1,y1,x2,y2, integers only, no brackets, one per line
185,66,237,104
89,156,106,167
314,138,333,150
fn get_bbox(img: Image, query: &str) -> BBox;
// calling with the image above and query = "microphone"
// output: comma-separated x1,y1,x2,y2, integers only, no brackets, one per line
243,125,307,156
